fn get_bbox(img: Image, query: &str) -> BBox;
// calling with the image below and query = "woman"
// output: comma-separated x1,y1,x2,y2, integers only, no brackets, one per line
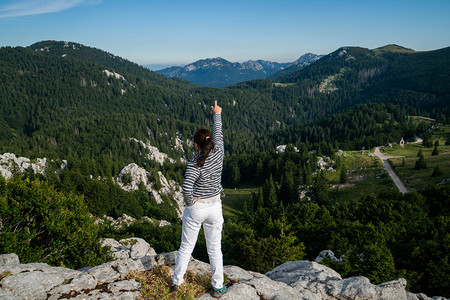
171,100,226,298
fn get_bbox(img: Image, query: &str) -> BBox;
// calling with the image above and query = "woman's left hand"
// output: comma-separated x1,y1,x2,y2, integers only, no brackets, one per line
194,197,201,202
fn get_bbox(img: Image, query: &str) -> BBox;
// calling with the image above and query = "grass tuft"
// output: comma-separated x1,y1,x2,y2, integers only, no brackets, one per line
131,266,213,300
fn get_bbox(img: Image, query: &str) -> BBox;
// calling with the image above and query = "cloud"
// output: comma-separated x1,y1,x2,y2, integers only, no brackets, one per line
0,0,100,19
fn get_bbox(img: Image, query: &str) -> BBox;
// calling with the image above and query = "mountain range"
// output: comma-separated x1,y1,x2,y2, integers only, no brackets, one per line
1,41,449,160
156,54,323,87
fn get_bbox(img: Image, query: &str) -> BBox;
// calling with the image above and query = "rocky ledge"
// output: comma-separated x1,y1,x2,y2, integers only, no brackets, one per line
0,238,447,300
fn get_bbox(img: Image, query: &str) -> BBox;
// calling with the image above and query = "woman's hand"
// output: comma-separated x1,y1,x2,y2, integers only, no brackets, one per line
194,196,201,202
211,100,222,114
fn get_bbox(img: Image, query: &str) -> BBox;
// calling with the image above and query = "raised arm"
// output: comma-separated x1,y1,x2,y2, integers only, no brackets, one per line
211,100,223,152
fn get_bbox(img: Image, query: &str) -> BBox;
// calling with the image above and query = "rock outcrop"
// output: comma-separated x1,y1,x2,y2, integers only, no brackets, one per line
95,214,171,229
117,163,184,218
0,239,447,300
0,153,184,219
0,153,50,180
101,238,157,260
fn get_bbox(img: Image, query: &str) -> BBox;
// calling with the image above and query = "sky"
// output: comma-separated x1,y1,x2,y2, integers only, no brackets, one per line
1,0,450,66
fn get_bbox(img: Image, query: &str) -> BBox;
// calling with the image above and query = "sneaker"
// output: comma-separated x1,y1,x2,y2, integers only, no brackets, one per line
212,286,227,298
170,284,180,294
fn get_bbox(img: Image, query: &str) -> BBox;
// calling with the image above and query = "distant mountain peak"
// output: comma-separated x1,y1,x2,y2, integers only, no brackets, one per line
292,53,323,65
157,57,289,87
330,46,370,57
269,53,323,79
373,44,415,53
31,40,82,51
158,52,325,86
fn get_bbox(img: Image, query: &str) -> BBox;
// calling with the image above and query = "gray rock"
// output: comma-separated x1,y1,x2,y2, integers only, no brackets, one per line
0,262,80,279
245,273,300,300
120,237,156,258
406,292,432,300
0,254,146,300
156,251,177,265
186,258,211,277
101,237,157,260
159,220,172,227
113,291,142,299
1,271,65,300
84,256,157,285
47,273,97,300
101,238,122,250
0,253,20,266
315,250,341,262
327,276,377,299
113,249,131,260
0,153,47,180
197,283,260,300
266,260,342,286
265,260,416,300
223,265,254,282
1,251,446,300
108,279,141,293
377,278,407,300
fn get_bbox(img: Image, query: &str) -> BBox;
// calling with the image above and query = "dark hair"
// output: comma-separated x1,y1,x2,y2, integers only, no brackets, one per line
194,128,215,168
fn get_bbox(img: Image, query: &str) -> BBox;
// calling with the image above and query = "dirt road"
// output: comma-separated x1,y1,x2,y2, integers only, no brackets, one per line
373,147,408,194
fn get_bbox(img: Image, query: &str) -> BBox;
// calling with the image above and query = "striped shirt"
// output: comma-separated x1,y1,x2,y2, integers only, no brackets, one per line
182,113,224,206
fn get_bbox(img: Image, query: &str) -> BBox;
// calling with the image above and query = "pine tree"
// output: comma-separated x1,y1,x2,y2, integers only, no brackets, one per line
431,145,439,156
312,171,329,205
339,167,348,184
231,161,241,188
263,175,278,209
432,164,443,177
422,133,433,148
414,150,427,170
280,170,296,204
417,149,423,157
255,159,264,185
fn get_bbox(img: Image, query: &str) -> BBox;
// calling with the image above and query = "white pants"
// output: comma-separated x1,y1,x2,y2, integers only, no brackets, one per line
173,195,224,289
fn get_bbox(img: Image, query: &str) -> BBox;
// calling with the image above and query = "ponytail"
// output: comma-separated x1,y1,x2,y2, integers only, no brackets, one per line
194,129,215,168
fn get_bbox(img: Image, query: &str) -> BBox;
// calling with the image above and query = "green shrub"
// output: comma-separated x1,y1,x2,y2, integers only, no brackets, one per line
0,177,110,269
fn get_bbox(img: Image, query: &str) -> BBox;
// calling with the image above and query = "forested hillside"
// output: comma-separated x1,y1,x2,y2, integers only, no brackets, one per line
2,41,448,164
271,45,450,123
272,102,428,150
